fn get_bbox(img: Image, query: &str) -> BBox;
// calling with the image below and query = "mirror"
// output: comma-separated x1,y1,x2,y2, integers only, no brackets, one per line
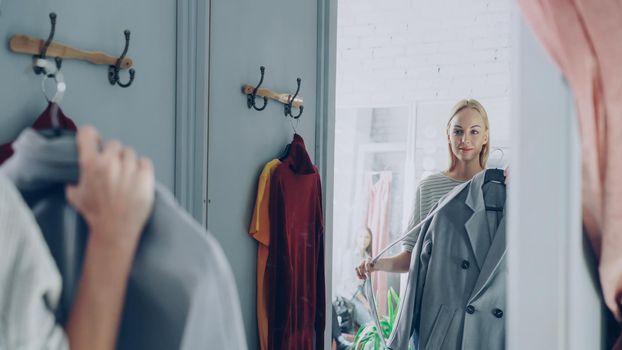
331,1,512,349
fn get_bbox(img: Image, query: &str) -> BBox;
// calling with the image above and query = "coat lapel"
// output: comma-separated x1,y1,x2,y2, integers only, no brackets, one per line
462,170,508,300
464,210,489,270
469,211,507,301
463,171,488,270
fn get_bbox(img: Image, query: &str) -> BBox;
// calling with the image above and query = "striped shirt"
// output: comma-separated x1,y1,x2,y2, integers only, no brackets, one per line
402,172,466,251
0,174,68,349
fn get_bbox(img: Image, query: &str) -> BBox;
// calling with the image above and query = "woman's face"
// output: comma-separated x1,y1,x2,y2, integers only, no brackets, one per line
447,108,488,165
356,230,371,250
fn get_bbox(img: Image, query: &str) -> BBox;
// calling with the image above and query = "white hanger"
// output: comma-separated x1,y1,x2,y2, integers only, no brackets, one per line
37,58,66,104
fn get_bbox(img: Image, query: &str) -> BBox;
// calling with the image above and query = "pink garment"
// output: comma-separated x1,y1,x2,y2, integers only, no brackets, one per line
572,0,622,324
365,172,392,316
518,0,622,345
517,0,605,256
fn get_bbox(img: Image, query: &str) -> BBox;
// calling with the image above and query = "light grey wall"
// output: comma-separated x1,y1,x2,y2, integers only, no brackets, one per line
0,1,176,189
207,0,319,348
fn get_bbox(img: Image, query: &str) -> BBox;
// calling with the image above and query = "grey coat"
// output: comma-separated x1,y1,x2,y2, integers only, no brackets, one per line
388,170,506,350
0,129,248,350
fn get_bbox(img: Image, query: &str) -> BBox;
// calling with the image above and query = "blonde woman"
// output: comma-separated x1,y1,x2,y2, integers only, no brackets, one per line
356,98,491,278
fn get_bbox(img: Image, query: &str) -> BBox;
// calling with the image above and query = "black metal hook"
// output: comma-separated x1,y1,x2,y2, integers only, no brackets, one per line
53,56,63,73
34,13,57,75
284,78,303,119
247,66,268,111
108,30,135,88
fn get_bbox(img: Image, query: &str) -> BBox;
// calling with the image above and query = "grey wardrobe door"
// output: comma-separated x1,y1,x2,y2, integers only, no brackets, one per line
207,0,319,348
0,1,176,189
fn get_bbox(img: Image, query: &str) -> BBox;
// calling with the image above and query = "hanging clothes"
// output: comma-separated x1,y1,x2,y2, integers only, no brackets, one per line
267,134,325,350
249,158,281,350
0,102,77,164
0,128,248,350
0,174,68,350
385,170,507,350
365,171,392,316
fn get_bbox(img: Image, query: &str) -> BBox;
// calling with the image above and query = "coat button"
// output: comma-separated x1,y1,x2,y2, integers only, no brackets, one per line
461,260,470,269
466,305,475,314
493,308,503,318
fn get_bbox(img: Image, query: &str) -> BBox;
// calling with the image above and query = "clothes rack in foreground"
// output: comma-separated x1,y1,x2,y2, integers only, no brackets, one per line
0,129,248,350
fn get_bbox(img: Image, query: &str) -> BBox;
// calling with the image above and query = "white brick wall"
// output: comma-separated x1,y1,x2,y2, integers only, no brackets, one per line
337,0,512,106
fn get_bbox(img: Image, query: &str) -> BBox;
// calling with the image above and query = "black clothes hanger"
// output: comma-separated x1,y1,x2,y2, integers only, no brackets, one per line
485,205,504,212
483,168,506,212
483,168,506,186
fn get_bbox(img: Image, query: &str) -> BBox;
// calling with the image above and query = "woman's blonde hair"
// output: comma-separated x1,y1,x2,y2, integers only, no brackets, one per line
446,99,490,171
361,227,372,256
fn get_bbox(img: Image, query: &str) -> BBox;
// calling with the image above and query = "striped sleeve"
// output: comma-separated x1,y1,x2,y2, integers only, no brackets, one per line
402,184,422,251
402,174,464,252
0,175,68,350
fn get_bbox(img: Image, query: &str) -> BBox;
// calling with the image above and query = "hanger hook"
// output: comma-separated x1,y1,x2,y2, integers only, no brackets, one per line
108,30,136,88
289,114,300,134
247,66,268,111
491,148,505,162
39,59,66,104
34,13,57,75
284,77,303,119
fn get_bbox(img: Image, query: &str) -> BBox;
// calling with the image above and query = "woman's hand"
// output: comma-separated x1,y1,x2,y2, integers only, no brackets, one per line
355,259,376,280
64,126,155,350
357,251,413,277
66,125,155,248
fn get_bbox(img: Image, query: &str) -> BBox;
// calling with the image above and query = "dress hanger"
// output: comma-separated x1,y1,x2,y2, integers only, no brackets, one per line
483,168,505,212
485,148,507,211
483,168,505,185
36,58,74,138
484,147,506,187
278,115,301,161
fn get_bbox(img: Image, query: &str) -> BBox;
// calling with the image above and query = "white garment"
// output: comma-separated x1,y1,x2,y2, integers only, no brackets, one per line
0,174,67,350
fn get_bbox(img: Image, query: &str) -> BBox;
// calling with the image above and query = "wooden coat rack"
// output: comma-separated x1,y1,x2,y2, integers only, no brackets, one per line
242,84,303,109
243,66,304,118
9,13,136,88
10,35,133,69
